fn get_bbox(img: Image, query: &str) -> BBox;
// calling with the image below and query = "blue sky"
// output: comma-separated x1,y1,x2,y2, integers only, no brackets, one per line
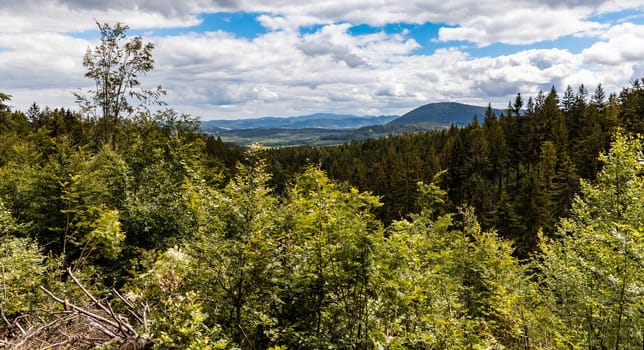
1,1,643,119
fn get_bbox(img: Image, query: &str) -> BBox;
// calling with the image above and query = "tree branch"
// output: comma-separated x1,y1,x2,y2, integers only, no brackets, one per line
38,286,122,334
66,268,138,337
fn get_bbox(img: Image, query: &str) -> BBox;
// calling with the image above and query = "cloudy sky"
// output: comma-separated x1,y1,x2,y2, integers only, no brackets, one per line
1,1,643,119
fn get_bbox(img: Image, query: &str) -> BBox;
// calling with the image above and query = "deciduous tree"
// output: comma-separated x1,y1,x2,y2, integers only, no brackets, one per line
74,21,165,147
539,131,643,349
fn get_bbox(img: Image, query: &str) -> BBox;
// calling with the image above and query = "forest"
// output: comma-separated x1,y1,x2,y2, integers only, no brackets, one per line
0,22,642,349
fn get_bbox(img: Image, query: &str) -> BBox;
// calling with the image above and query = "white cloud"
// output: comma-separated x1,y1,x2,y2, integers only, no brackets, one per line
0,6,201,34
583,23,644,65
297,24,368,68
0,0,642,118
151,27,604,119
438,7,606,46
0,0,623,40
0,32,87,88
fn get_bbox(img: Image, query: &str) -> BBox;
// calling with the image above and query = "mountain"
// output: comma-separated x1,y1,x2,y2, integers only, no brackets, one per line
201,113,398,131
209,123,448,147
390,102,504,126
200,102,503,147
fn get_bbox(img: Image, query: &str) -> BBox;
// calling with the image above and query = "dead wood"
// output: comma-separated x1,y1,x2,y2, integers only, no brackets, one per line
1,269,152,350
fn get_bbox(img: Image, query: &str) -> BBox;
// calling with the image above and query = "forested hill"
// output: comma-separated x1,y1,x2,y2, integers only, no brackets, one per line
265,85,644,256
390,101,506,126
200,103,504,146
201,102,501,131
201,113,397,130
2,80,643,349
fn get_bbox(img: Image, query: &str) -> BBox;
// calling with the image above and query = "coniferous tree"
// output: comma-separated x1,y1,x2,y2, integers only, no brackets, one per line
539,131,643,349
619,78,644,134
0,92,11,114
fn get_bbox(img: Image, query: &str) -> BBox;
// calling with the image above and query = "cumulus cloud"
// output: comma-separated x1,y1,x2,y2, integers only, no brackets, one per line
437,6,606,46
582,23,644,65
0,0,624,37
0,32,87,89
297,24,368,67
0,0,642,118
152,28,602,118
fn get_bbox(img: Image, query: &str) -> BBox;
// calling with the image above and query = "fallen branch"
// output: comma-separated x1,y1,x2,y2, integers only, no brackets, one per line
39,286,122,334
6,314,67,349
66,268,138,338
35,269,152,349
113,288,145,326
0,304,26,335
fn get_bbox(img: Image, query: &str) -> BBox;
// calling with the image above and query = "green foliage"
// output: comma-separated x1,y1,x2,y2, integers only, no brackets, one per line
374,206,463,348
539,131,643,349
153,291,229,350
265,83,642,255
0,233,46,317
134,248,230,349
123,158,196,249
129,159,387,349
76,22,164,119
372,179,569,349
276,165,383,348
3,25,644,349
44,145,129,269
0,202,26,236
618,79,644,134
0,91,10,112
80,207,124,260
120,110,205,251
74,21,165,147
196,150,279,346
139,146,281,348
459,214,568,349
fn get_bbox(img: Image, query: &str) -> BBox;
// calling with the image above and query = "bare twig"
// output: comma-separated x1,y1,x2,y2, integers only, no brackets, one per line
0,304,12,328
112,288,135,309
106,296,138,336
39,286,121,333
14,319,25,335
1,305,28,336
41,339,70,349
238,323,256,350
142,303,149,334
7,315,65,349
89,320,117,338
113,288,145,325
66,268,139,338
66,269,118,320
1,263,7,302
36,277,152,349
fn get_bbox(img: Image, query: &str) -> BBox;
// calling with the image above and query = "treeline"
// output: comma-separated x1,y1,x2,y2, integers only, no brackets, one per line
1,96,642,348
265,82,644,256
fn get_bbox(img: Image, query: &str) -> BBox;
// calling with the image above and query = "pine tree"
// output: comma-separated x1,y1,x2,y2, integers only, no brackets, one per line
0,91,11,112
539,131,643,349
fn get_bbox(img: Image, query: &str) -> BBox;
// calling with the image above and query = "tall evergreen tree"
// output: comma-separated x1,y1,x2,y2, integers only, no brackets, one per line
539,131,643,349
0,91,11,112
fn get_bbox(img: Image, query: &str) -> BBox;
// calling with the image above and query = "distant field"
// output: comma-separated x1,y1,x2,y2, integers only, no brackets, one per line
201,102,499,146
207,122,451,147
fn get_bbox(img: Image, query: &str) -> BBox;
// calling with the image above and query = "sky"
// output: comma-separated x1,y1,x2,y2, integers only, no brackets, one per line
1,1,643,120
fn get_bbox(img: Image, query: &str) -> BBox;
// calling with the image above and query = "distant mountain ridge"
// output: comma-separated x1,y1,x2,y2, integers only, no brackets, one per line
201,113,398,131
200,102,503,146
390,102,504,126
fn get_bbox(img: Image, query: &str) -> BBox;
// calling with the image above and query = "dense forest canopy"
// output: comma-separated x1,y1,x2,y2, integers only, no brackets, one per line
265,82,644,256
0,22,642,349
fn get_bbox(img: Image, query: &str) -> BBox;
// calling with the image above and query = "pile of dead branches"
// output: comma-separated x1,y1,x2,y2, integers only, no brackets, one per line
1,269,151,350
